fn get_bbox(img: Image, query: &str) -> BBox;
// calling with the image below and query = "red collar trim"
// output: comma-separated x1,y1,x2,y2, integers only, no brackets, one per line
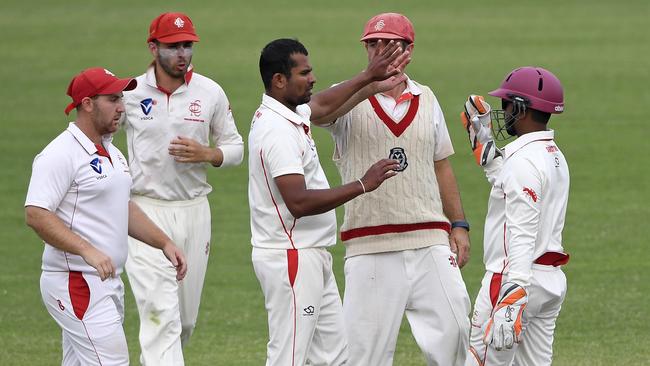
368,95,419,137
94,144,113,165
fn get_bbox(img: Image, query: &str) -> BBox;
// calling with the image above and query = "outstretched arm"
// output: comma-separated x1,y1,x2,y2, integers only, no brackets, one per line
275,159,400,219
308,40,410,122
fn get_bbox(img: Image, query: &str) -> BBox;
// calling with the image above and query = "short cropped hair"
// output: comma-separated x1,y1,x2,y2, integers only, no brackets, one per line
259,38,308,91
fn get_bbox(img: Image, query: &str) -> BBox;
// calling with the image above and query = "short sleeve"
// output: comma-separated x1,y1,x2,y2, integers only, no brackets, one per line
260,126,305,178
25,150,75,212
432,96,455,161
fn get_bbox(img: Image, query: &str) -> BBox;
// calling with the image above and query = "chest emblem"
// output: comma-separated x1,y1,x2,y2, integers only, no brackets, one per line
389,147,408,171
140,98,154,115
189,100,201,117
90,158,102,174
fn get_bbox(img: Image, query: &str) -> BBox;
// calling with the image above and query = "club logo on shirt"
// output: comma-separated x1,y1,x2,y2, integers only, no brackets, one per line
90,157,102,174
389,147,408,171
523,187,538,202
140,98,154,115
303,305,315,316
189,100,201,116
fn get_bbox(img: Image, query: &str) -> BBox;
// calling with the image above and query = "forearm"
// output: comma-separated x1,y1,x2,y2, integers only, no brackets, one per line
435,159,466,222
25,206,94,255
311,83,376,126
280,178,365,219
309,71,373,121
127,201,173,250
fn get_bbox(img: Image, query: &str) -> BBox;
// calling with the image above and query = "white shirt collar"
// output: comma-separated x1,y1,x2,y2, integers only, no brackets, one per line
66,122,113,155
503,130,555,159
261,94,311,127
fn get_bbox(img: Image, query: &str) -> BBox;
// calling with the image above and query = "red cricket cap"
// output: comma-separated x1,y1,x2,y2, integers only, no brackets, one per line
360,13,415,44
147,12,200,43
64,67,137,115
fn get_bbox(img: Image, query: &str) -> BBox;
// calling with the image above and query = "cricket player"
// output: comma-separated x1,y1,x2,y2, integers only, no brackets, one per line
120,12,244,365
249,38,409,365
460,66,570,366
25,67,187,366
310,13,471,366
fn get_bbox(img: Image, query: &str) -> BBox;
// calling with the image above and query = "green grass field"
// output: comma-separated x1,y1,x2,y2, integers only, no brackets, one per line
1,0,648,364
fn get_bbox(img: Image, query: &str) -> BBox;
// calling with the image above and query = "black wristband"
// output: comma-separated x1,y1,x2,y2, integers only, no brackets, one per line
451,220,470,231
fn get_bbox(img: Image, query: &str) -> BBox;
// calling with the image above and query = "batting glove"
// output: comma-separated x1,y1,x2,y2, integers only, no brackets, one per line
460,95,502,166
483,282,528,351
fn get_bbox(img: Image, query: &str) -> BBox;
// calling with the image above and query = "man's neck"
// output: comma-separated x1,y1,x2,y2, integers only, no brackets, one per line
381,81,408,101
154,64,185,94
75,118,102,144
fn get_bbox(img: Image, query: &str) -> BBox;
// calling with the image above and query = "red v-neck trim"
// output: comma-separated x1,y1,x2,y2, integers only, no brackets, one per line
368,95,419,137
95,143,113,165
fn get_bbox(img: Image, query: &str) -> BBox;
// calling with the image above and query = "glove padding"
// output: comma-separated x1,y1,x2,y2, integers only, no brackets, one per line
483,282,528,351
461,95,502,166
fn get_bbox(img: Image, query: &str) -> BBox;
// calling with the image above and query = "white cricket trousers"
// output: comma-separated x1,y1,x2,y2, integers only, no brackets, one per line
126,195,211,366
343,244,471,366
465,265,567,366
40,271,129,366
252,247,348,366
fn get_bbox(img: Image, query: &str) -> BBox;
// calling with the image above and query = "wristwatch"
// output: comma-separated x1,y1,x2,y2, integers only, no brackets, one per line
451,220,470,231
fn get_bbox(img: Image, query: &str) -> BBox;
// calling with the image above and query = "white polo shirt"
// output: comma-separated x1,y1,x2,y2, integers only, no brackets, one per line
482,130,570,287
248,94,337,250
121,65,244,201
25,123,132,274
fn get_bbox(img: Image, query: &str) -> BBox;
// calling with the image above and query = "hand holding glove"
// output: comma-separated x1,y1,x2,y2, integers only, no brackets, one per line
460,95,502,166
483,282,528,351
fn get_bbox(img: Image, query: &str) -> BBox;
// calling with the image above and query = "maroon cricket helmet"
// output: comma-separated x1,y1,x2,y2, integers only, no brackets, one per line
489,66,564,114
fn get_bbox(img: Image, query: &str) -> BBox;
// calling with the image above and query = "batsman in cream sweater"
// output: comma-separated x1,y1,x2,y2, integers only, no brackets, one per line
312,13,472,366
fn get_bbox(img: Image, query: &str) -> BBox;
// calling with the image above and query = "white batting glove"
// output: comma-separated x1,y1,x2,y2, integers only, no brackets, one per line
460,95,501,166
483,282,528,351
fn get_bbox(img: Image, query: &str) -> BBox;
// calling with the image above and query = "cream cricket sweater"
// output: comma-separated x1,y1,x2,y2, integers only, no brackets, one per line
332,82,451,257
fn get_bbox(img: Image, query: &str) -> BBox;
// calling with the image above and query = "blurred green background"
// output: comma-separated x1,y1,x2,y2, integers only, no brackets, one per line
1,0,648,364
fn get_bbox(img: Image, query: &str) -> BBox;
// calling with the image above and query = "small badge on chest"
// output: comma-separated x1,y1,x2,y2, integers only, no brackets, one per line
389,147,408,171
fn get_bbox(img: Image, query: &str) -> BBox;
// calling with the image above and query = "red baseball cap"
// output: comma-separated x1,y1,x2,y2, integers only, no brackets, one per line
64,67,137,115
147,12,200,43
360,13,415,44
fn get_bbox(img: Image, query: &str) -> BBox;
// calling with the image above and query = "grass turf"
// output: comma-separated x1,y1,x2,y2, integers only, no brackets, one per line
1,0,648,364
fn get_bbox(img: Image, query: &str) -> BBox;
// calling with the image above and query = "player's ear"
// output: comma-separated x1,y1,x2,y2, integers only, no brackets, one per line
148,42,158,58
79,97,95,113
271,73,287,90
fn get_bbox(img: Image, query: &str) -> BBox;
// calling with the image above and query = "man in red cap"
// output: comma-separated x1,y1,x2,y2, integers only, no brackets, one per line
311,12,471,365
120,12,244,365
25,67,187,365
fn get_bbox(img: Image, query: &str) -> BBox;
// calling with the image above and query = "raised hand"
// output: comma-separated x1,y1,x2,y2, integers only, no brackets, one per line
365,40,411,82
461,95,501,166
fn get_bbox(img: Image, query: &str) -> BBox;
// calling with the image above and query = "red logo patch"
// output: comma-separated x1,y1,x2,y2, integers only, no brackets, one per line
523,187,538,202
189,100,201,117
449,255,458,268
546,145,558,153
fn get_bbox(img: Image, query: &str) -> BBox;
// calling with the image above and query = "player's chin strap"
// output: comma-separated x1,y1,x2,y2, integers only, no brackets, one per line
482,282,528,351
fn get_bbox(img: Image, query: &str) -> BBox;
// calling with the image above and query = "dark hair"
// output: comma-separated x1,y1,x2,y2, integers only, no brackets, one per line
259,38,308,91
